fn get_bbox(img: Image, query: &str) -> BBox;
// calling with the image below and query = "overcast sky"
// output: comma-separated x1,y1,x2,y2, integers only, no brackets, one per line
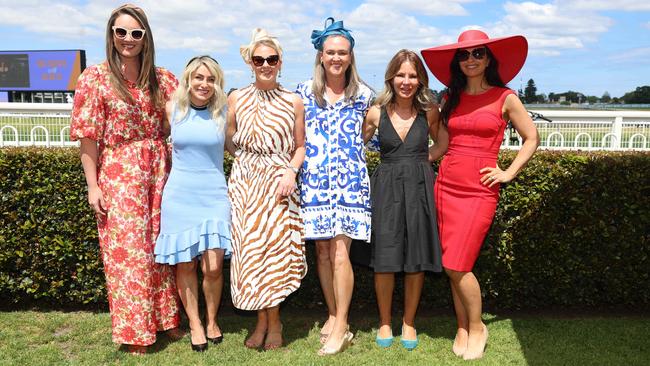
1,0,649,97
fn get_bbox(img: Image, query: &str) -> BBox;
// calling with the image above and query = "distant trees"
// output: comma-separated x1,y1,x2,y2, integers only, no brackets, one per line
501,78,647,105
524,79,537,104
601,92,611,103
621,86,650,104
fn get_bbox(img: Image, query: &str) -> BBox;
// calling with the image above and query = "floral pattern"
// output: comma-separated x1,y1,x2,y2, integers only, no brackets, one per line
70,62,180,346
296,80,374,241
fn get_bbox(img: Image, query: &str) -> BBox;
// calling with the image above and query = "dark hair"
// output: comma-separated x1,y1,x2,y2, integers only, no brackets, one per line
440,46,506,126
105,4,161,107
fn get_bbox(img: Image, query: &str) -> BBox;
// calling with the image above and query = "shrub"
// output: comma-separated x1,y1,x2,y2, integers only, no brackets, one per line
0,148,648,310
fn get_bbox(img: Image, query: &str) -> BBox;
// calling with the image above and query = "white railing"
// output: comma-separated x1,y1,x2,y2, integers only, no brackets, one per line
1,103,650,150
502,110,650,150
0,102,76,147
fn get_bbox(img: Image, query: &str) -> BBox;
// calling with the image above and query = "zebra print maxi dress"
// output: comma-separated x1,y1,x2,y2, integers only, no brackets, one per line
228,84,307,310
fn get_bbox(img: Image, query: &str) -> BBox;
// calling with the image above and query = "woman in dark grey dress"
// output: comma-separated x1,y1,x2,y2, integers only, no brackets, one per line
362,49,445,350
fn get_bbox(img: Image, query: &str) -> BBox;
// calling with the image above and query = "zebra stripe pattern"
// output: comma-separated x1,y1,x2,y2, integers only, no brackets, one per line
228,84,307,310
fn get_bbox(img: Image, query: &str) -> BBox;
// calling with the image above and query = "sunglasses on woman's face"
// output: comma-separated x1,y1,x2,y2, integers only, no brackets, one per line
456,47,487,62
112,26,146,41
251,55,280,67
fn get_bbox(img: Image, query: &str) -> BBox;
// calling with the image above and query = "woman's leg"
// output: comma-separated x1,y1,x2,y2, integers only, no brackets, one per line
315,240,336,337
446,269,487,359
450,278,469,355
245,309,268,348
374,272,395,338
176,260,206,345
402,271,424,340
322,234,353,350
264,306,283,350
201,249,225,340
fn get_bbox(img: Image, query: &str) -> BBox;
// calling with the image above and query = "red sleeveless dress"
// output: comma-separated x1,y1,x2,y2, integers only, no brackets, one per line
435,87,515,271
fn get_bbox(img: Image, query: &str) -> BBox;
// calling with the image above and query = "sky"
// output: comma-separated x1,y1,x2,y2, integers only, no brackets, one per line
0,0,649,98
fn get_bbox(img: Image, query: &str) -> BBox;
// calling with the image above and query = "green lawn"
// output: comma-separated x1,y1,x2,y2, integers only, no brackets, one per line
1,309,648,365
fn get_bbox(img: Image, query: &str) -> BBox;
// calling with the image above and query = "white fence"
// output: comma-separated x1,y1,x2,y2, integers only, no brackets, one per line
0,102,75,147
1,103,650,150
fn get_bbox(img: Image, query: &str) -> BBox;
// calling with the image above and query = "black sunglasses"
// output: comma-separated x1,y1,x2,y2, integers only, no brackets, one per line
112,26,145,41
186,55,219,67
251,55,280,67
456,47,487,62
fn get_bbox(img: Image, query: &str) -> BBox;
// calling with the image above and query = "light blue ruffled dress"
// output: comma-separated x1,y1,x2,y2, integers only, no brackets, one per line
154,105,231,265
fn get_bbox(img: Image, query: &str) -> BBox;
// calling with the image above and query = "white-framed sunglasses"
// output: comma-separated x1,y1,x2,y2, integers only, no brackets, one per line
112,26,146,41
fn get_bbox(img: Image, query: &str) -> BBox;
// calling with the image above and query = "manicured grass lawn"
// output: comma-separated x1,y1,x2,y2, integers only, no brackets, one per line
1,309,648,365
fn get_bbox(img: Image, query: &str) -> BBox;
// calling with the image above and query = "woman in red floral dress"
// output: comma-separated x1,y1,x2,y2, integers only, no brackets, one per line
70,4,180,352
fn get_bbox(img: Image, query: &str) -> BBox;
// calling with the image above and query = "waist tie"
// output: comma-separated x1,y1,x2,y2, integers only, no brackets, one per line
446,147,498,159
380,153,429,164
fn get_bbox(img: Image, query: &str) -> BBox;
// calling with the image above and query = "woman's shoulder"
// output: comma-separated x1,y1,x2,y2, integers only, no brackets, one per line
78,62,107,81
356,82,375,100
155,66,177,83
295,79,313,96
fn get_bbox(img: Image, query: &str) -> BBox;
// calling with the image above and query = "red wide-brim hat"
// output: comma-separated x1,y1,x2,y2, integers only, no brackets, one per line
421,30,528,87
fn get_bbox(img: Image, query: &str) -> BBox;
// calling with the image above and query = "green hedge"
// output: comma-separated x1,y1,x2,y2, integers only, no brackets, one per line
1,148,648,310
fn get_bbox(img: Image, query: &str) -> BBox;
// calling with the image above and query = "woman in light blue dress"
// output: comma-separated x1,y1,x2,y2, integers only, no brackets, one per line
154,56,231,352
296,17,374,355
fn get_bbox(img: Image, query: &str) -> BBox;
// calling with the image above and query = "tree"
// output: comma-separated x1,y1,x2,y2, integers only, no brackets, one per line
587,96,598,104
536,93,547,103
621,86,650,104
524,79,537,104
548,92,557,103
601,91,611,103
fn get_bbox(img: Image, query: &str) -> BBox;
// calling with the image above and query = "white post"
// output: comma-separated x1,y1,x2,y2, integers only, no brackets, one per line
612,116,623,149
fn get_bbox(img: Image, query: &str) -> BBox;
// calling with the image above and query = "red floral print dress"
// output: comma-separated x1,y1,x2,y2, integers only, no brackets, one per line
70,62,180,346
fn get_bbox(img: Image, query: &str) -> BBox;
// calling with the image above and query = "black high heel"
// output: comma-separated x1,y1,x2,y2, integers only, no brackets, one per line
191,342,208,352
207,335,223,345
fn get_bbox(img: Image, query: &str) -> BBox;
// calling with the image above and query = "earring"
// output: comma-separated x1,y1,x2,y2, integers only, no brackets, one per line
251,69,254,78
279,69,282,78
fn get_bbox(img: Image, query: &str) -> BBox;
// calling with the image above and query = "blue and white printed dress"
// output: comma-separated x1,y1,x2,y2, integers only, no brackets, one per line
296,80,375,242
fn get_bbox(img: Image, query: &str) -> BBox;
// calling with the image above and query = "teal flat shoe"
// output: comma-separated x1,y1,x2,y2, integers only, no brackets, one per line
400,328,418,351
375,330,394,348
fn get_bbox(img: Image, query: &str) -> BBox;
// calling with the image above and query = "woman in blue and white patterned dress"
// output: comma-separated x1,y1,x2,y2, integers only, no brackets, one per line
296,17,374,355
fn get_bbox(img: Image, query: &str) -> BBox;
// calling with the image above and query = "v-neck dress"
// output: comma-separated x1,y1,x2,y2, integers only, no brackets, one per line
370,107,442,272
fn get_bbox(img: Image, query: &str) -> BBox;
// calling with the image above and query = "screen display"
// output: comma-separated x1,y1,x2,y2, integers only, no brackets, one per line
0,50,85,91
0,54,30,88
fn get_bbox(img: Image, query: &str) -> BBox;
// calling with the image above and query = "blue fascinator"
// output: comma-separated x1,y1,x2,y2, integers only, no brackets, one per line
310,17,355,51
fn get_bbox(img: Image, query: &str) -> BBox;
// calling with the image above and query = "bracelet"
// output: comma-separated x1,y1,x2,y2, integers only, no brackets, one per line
286,165,299,174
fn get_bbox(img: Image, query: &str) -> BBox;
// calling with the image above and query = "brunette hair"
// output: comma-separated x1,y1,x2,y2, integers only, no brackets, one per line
440,46,505,125
105,4,162,107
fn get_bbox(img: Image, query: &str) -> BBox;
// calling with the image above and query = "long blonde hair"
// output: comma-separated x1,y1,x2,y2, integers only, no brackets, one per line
239,28,283,65
105,4,162,107
311,35,363,108
375,49,434,112
172,56,227,129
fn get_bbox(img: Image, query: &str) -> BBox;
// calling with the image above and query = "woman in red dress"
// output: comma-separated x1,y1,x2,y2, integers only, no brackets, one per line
421,30,539,360
70,4,180,353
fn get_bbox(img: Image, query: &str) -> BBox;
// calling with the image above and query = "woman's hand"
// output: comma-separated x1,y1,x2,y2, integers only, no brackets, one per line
275,168,298,200
88,184,106,215
479,165,514,187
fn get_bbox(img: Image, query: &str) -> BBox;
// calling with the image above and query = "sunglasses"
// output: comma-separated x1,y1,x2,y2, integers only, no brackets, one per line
251,55,280,67
112,26,146,41
186,55,219,67
456,47,487,62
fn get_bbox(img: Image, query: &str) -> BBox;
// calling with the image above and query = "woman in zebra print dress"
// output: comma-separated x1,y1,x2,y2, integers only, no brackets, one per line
225,28,307,351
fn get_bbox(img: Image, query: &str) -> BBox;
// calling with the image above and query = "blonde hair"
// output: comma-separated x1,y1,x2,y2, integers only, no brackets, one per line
172,56,227,130
311,35,363,108
105,4,162,107
375,49,434,112
239,28,283,64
